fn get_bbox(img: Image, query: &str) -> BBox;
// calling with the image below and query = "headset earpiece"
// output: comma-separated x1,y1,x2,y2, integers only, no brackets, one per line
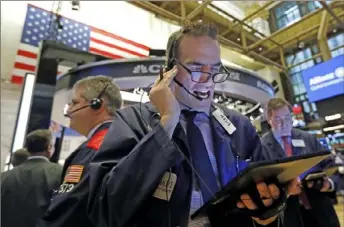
89,98,103,110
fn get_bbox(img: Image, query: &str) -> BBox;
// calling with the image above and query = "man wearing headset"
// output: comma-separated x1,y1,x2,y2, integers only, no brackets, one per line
86,21,300,227
38,75,122,227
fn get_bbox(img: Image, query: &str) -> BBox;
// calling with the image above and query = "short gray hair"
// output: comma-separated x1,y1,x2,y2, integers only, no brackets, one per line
74,76,122,116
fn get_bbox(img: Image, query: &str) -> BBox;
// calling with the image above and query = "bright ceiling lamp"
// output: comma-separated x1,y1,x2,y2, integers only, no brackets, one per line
325,113,341,121
323,124,344,132
10,73,36,154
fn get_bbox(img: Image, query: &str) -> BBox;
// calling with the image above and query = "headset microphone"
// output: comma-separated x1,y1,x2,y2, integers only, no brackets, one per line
173,78,203,101
63,105,90,118
64,83,111,118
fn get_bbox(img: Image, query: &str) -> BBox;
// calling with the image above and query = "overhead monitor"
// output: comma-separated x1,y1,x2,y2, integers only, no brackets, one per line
302,55,344,102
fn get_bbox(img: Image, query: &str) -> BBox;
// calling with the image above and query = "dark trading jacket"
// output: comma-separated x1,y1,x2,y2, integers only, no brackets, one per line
37,122,112,227
86,103,281,227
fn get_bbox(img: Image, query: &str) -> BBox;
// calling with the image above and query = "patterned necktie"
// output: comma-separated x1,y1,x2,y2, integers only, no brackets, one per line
281,136,293,157
185,111,219,203
282,136,312,209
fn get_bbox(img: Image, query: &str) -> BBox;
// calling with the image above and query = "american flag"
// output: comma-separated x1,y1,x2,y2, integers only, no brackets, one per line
63,165,84,183
11,4,150,84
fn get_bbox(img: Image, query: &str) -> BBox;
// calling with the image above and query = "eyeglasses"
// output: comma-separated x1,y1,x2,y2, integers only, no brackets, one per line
272,116,293,125
173,58,229,83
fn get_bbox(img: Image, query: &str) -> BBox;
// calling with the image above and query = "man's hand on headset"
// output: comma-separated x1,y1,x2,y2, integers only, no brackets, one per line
236,179,301,225
149,66,181,138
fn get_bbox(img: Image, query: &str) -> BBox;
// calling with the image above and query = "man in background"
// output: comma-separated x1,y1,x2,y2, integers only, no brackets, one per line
1,129,62,227
12,148,30,167
39,76,122,227
261,98,340,227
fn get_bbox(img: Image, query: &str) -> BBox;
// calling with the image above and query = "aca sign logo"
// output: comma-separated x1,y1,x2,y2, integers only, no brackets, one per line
302,55,344,102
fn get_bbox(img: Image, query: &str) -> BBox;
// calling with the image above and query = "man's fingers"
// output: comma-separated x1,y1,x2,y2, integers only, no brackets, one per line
287,179,301,196
236,201,245,208
320,178,330,192
160,66,178,86
240,194,258,210
268,184,280,199
257,182,271,198
307,181,314,188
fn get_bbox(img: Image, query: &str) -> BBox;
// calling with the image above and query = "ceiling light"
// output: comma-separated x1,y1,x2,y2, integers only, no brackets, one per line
323,124,344,132
325,113,341,121
298,41,305,49
240,54,255,62
71,1,80,11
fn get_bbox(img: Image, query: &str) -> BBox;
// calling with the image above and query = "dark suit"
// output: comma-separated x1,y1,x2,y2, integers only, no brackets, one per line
261,129,340,227
38,122,111,227
1,157,62,227
85,103,280,227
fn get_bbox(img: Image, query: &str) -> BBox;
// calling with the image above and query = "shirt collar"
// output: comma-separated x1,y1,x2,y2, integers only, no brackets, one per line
272,129,291,141
87,120,112,139
28,156,50,162
178,102,211,116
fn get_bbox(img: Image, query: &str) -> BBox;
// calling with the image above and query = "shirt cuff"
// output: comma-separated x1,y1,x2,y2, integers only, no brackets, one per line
327,178,335,192
252,216,281,227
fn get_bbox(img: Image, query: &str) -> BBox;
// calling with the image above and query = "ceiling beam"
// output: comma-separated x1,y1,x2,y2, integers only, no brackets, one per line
160,1,170,10
184,0,212,22
130,1,182,22
209,3,281,48
318,1,343,24
241,1,275,22
129,1,284,70
261,25,319,55
248,6,326,51
260,11,344,55
180,1,186,18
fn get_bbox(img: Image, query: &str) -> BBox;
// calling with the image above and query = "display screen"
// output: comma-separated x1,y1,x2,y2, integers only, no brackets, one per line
302,55,344,102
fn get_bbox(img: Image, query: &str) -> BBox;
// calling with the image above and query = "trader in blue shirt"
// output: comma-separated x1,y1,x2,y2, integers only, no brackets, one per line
261,97,340,227
87,21,300,227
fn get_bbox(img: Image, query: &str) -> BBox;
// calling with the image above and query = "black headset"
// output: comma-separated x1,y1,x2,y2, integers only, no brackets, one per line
163,30,203,102
64,83,110,117
164,31,181,71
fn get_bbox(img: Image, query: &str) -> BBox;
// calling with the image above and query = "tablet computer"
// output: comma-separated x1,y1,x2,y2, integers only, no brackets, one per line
304,172,327,181
191,151,331,220
324,166,340,176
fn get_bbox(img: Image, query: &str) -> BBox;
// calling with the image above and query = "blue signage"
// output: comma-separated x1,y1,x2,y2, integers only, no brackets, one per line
302,55,344,102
